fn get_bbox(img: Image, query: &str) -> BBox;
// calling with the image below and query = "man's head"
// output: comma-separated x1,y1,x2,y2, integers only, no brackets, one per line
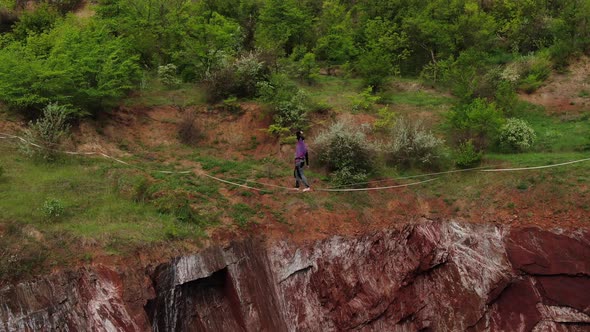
296,130,304,140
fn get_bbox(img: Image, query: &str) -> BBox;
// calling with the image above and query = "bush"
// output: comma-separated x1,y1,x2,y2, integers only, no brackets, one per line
494,80,519,115
351,86,380,113
498,118,536,152
513,53,552,94
355,50,392,90
454,140,482,169
204,66,235,103
424,50,488,100
234,52,268,97
258,73,310,131
314,120,375,185
157,63,181,88
296,53,320,85
20,103,71,161
42,198,65,221
0,164,4,178
11,4,59,40
151,190,199,224
374,107,397,131
178,109,201,146
383,117,445,169
221,96,242,114
204,52,268,103
446,98,505,150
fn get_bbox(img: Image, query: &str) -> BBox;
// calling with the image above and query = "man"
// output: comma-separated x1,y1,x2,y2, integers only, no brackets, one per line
294,130,311,192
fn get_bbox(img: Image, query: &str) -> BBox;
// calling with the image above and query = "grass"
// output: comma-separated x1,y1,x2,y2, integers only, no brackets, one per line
379,90,455,108
0,144,207,280
124,77,206,108
303,75,364,111
516,107,590,152
230,203,257,227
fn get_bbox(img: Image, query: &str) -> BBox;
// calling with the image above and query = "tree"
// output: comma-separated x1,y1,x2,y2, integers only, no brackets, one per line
355,17,409,89
446,98,505,150
173,9,242,80
0,17,140,115
314,0,357,66
490,0,552,53
255,0,312,56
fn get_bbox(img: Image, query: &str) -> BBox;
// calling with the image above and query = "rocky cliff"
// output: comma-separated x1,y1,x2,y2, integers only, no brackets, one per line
1,221,589,331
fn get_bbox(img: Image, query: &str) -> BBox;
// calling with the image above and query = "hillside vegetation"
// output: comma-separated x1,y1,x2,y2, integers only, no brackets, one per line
0,0,589,282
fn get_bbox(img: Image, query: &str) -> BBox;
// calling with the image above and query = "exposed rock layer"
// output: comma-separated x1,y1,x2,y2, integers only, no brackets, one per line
1,221,589,331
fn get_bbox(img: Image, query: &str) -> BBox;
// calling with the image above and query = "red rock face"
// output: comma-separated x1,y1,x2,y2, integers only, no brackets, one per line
0,222,589,331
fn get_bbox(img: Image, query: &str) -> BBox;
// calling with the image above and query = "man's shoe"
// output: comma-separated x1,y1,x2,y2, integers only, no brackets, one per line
302,187,311,192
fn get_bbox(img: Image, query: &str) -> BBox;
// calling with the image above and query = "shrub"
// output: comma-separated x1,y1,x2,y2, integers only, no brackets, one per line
513,53,552,94
351,86,380,113
42,198,65,220
374,106,396,131
221,97,242,114
446,98,504,150
295,52,320,85
11,4,59,40
494,80,519,115
454,140,482,169
258,74,310,131
0,164,4,178
384,117,445,169
20,103,70,161
157,63,181,88
424,50,488,101
204,66,235,103
498,118,536,152
152,190,199,224
235,53,268,95
273,90,310,130
314,120,375,185
205,52,268,102
178,109,201,146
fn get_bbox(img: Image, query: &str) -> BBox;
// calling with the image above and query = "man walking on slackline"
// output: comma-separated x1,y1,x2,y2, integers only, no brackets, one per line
294,130,311,192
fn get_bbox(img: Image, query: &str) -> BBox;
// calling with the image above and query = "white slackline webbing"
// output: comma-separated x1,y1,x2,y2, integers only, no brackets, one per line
480,157,590,172
3,132,590,192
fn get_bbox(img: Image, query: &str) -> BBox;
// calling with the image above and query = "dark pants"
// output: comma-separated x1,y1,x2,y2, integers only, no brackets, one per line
294,161,310,188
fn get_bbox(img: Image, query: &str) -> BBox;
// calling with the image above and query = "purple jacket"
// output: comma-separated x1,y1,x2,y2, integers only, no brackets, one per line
295,139,308,163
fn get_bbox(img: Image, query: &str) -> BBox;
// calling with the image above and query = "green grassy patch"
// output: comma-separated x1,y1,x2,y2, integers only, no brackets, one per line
304,75,364,112
0,144,207,280
379,91,455,108
230,203,257,227
124,77,206,108
516,108,590,152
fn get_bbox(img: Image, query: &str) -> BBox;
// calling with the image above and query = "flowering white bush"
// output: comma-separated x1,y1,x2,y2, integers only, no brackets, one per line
498,118,536,152
314,120,375,184
384,117,445,169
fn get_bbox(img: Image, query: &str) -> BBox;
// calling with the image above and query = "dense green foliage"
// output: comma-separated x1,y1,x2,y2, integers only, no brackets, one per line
0,16,140,115
1,0,588,118
446,98,505,150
